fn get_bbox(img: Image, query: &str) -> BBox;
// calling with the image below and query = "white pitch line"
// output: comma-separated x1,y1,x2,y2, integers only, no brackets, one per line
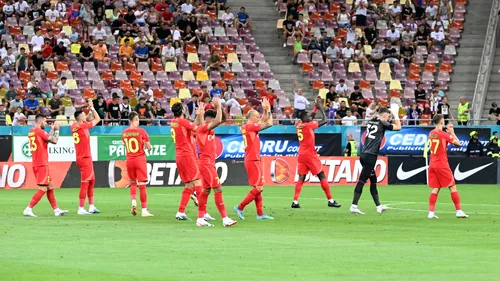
390,207,500,216
385,202,418,206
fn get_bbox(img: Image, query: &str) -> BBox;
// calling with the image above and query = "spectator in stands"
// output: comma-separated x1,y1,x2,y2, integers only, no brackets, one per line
282,14,294,48
306,34,320,52
9,94,23,114
437,96,452,124
56,0,67,18
342,109,357,126
383,42,399,65
365,101,378,121
325,84,337,106
41,39,53,60
79,40,94,63
28,5,44,27
489,102,500,125
210,82,223,98
287,0,299,20
292,80,309,118
414,24,431,50
400,41,415,64
341,41,355,64
52,41,69,64
152,102,167,126
187,93,199,119
29,51,44,71
0,104,6,125
223,84,235,101
337,7,351,28
431,14,446,33
430,25,446,48
407,103,420,125
401,25,414,44
425,2,438,20
217,0,228,11
30,30,44,52
181,0,194,14
439,0,452,21
207,50,221,72
362,22,378,46
119,96,131,124
353,1,368,26
199,85,210,101
414,82,427,105
55,77,68,97
45,4,62,28
148,41,161,66
335,79,349,97
346,25,359,46
401,0,414,20
369,43,384,64
3,1,14,17
337,101,348,118
350,86,366,116
107,95,121,125
222,7,234,27
161,41,176,64
137,84,154,102
93,40,110,62
134,5,147,26
318,32,330,53
135,31,150,45
387,25,401,45
37,73,52,98
15,47,28,72
93,95,107,123
24,94,39,117
156,22,172,44
57,32,71,48
48,94,63,119
353,42,370,64
12,107,26,126
457,96,472,126
92,22,108,41
68,27,80,43
429,88,442,113
326,41,341,66
182,25,198,47
466,131,484,157
281,110,294,125
5,84,16,101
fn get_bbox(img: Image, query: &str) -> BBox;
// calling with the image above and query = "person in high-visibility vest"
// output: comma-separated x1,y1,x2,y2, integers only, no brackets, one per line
344,134,358,157
487,138,500,158
490,131,499,146
457,97,472,126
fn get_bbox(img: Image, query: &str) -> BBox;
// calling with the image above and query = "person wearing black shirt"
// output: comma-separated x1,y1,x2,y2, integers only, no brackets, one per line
182,26,198,45
129,24,140,37
282,14,294,48
156,22,172,43
401,2,413,20
382,42,399,65
152,102,167,125
489,102,500,125
148,41,161,65
287,1,299,20
117,24,129,39
363,24,378,46
350,86,366,116
93,95,107,125
437,96,452,124
52,41,68,63
400,41,415,64
177,13,191,31
41,1,51,11
79,40,94,62
111,15,125,32
135,97,151,125
106,96,121,125
48,94,63,118
337,101,348,118
124,9,136,25
326,85,337,106
414,83,427,104
414,24,430,49
28,6,44,27
351,107,401,215
414,4,425,20
30,52,44,71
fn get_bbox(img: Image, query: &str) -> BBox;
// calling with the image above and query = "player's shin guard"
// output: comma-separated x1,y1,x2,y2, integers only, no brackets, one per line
238,187,260,211
88,177,95,205
319,179,332,200
197,192,209,219
130,182,137,200
293,180,304,201
429,193,438,212
214,191,227,218
79,181,89,208
29,190,45,208
178,188,193,213
255,191,264,216
369,175,380,206
450,191,462,211
139,185,147,208
352,180,365,205
46,189,58,210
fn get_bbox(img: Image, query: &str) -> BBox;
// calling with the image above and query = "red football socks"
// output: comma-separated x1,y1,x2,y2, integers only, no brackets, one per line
178,187,193,213
238,187,260,211
194,185,202,199
255,191,264,216
197,192,209,219
130,182,137,200
293,180,304,201
320,179,332,200
29,190,45,208
451,191,462,211
88,177,95,205
139,185,147,208
79,181,89,208
46,189,58,209
214,191,227,218
429,193,438,212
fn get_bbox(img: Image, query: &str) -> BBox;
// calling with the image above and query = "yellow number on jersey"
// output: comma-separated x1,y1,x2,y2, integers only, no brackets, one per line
297,128,304,141
242,135,248,148
73,132,80,144
171,129,177,144
216,177,220,185
29,136,37,152
124,137,140,153
427,139,440,154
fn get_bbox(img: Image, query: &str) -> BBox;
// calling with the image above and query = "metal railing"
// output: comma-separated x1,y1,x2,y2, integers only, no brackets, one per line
472,0,500,124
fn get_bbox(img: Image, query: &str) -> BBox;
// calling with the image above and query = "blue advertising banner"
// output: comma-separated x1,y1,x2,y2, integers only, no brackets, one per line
215,134,342,159
360,127,491,155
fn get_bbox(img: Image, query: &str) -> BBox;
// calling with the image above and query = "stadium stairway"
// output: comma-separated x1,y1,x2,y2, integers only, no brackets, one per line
229,0,312,105
485,22,500,120
448,0,491,116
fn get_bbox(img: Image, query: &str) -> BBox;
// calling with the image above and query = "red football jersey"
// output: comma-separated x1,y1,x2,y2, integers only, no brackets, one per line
296,121,319,156
122,127,150,159
428,129,455,167
71,122,94,158
191,131,198,159
241,123,261,161
196,123,216,164
28,127,50,167
171,118,196,157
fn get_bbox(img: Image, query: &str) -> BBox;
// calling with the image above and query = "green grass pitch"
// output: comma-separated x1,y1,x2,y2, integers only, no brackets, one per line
1,185,500,281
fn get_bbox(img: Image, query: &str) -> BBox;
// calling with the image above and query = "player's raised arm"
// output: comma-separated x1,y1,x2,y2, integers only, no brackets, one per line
87,98,101,126
208,97,223,130
446,123,460,147
259,98,273,131
390,103,402,131
47,122,60,144
194,102,204,128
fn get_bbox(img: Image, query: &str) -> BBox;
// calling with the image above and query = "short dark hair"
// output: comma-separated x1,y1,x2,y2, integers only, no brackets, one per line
172,102,184,117
298,111,308,121
122,96,129,101
61,76,67,80
129,111,139,121
204,109,217,120
74,110,84,120
378,107,390,115
432,114,444,125
35,113,46,121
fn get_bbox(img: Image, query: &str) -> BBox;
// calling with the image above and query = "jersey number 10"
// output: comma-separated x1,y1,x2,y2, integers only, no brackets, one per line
123,137,140,153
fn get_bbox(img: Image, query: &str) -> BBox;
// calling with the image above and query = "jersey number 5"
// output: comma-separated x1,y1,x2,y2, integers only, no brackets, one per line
124,137,140,153
29,136,37,152
297,128,303,141
366,124,378,139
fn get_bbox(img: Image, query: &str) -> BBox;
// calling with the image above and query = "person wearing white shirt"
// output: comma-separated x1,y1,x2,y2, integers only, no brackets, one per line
365,102,377,121
387,26,401,44
431,15,446,33
57,33,71,48
45,5,60,23
56,0,67,18
430,26,446,47
92,22,107,40
425,4,438,19
137,85,154,102
56,77,68,96
388,2,402,19
292,80,310,118
342,110,357,126
12,107,26,126
172,27,181,41
161,42,176,64
181,0,194,14
30,30,45,52
335,80,349,97
14,0,28,16
2,1,14,17
222,7,234,26
2,48,15,69
134,6,147,26
341,41,355,64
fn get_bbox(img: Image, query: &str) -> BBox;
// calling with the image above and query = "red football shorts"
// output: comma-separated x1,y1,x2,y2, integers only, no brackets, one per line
33,165,50,186
199,163,220,189
76,157,94,181
245,160,264,187
126,157,148,183
297,154,323,175
176,155,200,183
428,167,455,188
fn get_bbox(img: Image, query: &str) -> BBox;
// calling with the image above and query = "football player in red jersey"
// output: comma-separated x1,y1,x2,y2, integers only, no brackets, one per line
23,115,68,217
171,102,215,221
195,97,237,227
122,112,154,217
71,99,101,215
292,98,341,208
426,114,468,219
234,98,274,220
